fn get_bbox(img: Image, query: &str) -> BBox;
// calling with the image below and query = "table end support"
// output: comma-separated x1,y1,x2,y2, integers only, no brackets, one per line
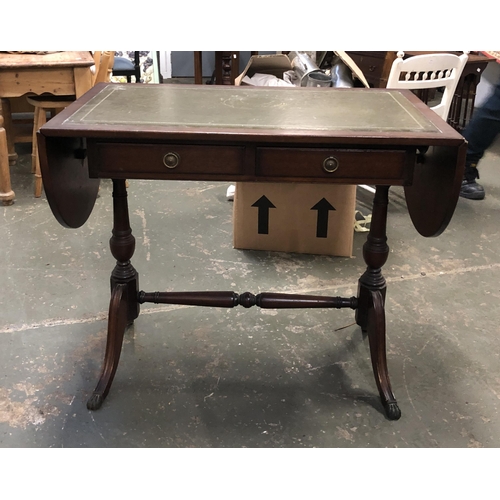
87,283,129,411
355,186,401,420
88,180,140,410
367,290,401,420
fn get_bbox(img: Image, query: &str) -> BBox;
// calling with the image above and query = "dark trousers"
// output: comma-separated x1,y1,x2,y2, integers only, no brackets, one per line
462,77,500,168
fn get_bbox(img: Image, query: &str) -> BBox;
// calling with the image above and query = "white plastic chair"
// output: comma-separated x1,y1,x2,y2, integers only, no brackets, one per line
360,51,469,195
386,51,469,120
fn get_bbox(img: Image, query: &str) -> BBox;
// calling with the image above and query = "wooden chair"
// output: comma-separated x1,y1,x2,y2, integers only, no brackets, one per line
112,51,141,82
386,51,469,121
26,51,115,197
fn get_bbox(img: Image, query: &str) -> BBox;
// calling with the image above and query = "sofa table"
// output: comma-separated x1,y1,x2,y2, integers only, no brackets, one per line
37,83,466,420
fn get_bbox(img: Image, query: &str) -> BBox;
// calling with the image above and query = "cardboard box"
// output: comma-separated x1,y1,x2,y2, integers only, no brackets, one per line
233,182,356,257
232,52,363,257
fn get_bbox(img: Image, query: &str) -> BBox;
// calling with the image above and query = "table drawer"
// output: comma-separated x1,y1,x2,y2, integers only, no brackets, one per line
89,142,247,178
256,147,411,183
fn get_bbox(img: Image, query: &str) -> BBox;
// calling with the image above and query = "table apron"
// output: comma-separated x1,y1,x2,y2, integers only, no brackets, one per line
87,141,415,185
0,68,78,97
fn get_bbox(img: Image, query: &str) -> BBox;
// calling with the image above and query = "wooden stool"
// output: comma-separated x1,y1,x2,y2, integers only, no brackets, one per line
26,95,73,197
25,51,115,198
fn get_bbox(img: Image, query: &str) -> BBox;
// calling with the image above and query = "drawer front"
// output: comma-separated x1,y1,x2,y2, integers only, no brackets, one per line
256,147,411,183
90,142,247,178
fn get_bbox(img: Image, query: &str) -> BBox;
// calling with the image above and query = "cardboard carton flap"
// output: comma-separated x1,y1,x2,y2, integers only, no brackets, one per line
334,51,370,88
236,52,370,88
235,54,292,86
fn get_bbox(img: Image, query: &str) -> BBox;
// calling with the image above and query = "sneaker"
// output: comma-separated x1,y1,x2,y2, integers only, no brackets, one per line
460,179,485,200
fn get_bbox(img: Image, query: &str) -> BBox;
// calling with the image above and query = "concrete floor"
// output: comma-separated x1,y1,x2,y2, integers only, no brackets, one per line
1,129,500,448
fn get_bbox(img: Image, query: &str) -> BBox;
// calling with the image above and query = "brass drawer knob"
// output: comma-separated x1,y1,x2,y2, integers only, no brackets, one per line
323,156,339,173
163,152,180,169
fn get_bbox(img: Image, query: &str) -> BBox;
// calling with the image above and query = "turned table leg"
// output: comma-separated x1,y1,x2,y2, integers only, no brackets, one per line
215,51,240,85
0,115,15,206
109,179,140,324
356,185,401,420
88,179,139,410
0,98,17,166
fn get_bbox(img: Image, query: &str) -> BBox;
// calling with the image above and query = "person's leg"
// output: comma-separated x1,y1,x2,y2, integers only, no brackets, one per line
460,78,500,199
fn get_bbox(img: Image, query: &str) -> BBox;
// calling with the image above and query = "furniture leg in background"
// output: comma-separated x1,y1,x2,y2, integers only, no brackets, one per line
0,98,17,165
215,51,240,85
194,52,257,85
0,115,15,205
194,51,203,84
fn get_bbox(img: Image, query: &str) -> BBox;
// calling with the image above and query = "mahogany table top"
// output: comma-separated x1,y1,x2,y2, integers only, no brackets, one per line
41,83,464,147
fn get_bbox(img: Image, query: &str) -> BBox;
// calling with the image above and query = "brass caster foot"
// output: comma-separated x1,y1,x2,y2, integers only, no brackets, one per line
384,401,401,420
87,393,104,411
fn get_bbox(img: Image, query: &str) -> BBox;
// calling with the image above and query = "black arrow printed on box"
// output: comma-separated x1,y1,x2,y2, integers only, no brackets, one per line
251,195,276,234
311,198,336,238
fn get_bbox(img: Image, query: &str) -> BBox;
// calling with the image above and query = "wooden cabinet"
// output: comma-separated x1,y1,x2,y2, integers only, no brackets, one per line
346,51,397,88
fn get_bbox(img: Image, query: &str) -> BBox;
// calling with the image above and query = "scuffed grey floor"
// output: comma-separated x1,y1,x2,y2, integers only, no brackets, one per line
1,139,500,448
